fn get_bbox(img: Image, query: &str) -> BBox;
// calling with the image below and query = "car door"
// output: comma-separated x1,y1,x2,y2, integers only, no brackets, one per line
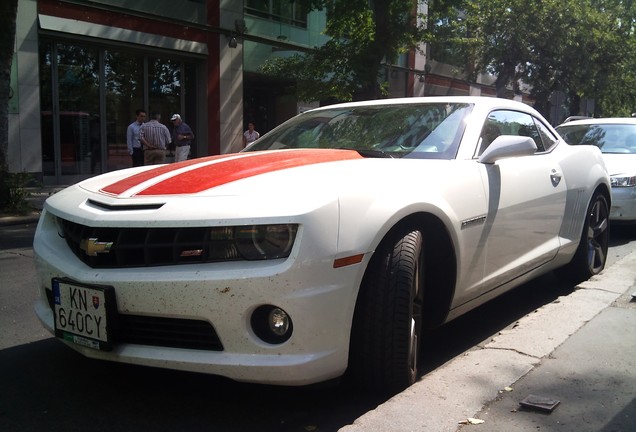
456,110,567,304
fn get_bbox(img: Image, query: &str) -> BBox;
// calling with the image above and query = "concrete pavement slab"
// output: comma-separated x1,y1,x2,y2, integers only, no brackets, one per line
485,287,623,358
472,306,636,431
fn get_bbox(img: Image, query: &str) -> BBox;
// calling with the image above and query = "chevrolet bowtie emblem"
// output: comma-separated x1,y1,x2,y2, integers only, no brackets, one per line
80,238,113,256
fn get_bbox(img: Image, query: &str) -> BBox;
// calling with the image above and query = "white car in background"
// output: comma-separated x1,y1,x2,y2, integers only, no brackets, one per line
34,96,610,394
556,118,636,222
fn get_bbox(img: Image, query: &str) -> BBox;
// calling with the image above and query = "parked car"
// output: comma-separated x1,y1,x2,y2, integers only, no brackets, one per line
34,96,610,394
556,118,636,222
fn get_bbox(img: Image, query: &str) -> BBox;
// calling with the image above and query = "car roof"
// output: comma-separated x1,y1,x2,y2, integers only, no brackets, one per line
557,117,636,127
307,96,537,113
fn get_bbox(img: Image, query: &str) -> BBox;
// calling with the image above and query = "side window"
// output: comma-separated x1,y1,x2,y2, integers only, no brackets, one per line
533,119,559,152
477,110,545,156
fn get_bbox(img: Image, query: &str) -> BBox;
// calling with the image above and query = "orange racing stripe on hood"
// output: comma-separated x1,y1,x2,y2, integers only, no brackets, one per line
99,154,228,196
101,149,364,196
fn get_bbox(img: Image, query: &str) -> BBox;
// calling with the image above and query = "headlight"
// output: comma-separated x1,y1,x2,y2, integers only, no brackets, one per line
235,224,298,260
610,175,636,187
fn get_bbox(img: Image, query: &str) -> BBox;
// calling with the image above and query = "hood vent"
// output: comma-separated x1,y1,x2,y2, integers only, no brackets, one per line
87,199,165,211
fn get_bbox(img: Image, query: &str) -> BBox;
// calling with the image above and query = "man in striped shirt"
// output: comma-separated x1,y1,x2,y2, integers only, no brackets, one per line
140,112,172,165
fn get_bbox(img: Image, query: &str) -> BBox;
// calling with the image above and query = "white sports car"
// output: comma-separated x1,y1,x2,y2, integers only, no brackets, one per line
34,96,610,393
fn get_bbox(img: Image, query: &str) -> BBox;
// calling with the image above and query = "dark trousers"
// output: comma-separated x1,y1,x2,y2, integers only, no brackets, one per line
132,147,144,167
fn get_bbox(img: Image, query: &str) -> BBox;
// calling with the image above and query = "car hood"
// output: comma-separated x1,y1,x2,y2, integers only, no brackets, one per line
601,153,636,176
85,149,364,197
44,149,452,226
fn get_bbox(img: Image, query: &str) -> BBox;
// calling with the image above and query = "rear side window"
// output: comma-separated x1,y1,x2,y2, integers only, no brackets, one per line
534,119,559,152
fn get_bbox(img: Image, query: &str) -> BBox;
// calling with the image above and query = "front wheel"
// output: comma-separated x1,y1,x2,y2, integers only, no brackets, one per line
349,229,424,394
557,191,609,284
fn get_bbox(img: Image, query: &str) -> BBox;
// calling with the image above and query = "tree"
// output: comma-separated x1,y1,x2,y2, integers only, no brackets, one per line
0,0,19,208
443,0,636,118
261,0,431,102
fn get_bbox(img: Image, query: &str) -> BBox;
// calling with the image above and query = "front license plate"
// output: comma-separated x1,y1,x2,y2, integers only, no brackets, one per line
53,279,115,351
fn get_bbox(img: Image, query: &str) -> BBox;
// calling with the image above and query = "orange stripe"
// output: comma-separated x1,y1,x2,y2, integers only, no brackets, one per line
100,154,228,196
100,150,363,196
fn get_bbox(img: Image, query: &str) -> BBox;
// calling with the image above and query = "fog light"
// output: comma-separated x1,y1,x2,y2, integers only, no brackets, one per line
251,305,293,344
269,308,290,336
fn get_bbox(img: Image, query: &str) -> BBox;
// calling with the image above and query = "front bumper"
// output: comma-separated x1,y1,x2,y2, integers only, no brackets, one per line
610,186,636,222
33,208,368,386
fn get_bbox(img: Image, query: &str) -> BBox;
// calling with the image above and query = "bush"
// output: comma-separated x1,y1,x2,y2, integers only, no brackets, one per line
0,170,39,215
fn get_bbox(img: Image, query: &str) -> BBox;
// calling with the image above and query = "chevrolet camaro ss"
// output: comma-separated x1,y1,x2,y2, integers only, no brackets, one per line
34,96,611,393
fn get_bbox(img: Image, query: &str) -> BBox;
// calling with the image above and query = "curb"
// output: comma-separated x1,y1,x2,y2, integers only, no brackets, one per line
0,211,41,227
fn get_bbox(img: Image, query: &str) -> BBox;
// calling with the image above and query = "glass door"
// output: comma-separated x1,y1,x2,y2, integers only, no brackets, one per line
104,51,144,172
39,39,198,185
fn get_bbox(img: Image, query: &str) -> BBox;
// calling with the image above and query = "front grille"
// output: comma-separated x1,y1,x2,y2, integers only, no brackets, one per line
115,315,224,351
45,289,223,351
59,218,241,268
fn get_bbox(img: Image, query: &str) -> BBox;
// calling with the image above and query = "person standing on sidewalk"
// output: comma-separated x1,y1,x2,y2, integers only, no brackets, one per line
140,112,171,165
126,108,146,167
170,114,195,162
243,122,260,147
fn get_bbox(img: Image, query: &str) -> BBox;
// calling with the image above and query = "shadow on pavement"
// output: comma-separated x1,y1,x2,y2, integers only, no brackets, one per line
0,272,573,432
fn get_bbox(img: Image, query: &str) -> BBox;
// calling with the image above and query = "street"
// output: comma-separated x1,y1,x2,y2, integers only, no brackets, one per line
1,222,635,432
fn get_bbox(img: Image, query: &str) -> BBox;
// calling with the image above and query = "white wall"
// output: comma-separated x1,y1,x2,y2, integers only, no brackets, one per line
9,0,41,175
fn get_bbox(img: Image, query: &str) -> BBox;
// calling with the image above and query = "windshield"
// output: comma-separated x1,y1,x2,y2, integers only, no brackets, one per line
556,123,636,154
246,103,473,159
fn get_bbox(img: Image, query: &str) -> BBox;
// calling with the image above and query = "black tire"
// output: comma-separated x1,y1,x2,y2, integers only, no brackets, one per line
557,191,609,284
349,229,424,394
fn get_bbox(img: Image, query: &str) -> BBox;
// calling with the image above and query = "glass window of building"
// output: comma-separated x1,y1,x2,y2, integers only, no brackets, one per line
39,38,198,184
246,0,308,27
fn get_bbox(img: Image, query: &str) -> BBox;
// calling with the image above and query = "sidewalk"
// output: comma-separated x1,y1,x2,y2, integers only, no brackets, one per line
341,252,636,432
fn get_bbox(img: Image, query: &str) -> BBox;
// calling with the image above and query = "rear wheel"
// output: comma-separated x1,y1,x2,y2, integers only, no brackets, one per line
557,191,609,284
349,229,424,394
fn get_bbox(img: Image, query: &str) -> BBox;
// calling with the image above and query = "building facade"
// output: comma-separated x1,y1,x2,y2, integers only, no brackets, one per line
9,0,511,186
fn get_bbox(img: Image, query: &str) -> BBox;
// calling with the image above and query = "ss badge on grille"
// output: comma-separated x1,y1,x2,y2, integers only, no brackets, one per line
80,238,114,256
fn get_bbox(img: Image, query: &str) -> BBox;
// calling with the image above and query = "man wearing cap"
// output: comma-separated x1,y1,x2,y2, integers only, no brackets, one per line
170,114,195,162
139,112,171,165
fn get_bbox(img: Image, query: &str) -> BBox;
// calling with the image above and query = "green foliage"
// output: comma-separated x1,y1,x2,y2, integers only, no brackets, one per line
439,0,636,118
0,170,39,215
261,0,428,102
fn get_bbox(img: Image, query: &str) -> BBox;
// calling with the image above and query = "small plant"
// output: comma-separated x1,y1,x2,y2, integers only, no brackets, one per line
0,171,39,215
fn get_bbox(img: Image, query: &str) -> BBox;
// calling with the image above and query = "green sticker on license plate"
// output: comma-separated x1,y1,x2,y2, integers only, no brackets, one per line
52,279,115,351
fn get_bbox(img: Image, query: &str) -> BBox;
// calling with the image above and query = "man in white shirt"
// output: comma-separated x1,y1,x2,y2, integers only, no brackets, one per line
126,109,146,167
243,122,260,147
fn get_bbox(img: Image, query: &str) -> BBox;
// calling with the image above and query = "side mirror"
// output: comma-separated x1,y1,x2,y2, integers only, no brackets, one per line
478,135,537,164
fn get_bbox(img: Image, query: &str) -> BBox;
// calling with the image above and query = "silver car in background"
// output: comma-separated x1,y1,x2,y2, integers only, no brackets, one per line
556,118,636,222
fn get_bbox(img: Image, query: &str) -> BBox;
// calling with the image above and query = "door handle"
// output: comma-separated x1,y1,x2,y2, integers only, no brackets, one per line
550,169,562,187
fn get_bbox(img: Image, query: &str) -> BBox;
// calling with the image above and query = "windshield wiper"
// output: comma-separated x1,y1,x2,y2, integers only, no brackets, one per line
353,149,394,158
